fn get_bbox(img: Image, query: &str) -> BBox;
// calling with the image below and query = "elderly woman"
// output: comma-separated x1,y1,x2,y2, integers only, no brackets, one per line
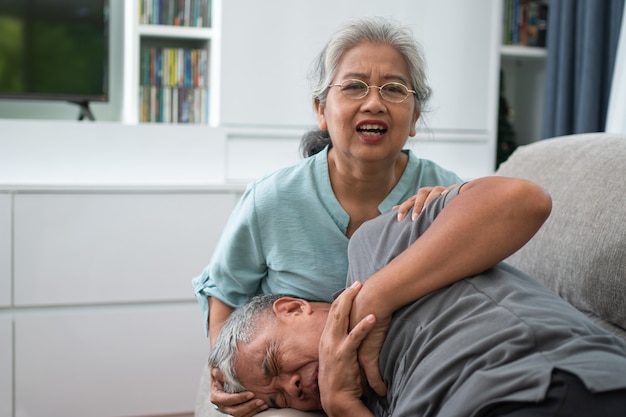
193,16,525,417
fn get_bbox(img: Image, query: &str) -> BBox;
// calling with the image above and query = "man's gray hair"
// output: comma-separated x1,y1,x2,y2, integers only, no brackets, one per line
208,293,289,392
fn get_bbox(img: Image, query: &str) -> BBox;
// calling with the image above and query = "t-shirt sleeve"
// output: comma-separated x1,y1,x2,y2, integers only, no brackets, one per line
192,184,267,334
346,185,462,286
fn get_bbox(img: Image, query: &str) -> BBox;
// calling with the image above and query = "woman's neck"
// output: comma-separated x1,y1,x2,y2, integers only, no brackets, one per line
328,149,408,201
328,149,408,237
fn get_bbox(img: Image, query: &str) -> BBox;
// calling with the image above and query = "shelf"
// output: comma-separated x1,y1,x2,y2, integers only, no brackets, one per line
500,45,547,60
138,24,213,39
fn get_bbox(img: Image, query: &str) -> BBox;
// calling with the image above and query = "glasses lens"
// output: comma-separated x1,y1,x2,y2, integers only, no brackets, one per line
380,83,409,103
340,80,369,99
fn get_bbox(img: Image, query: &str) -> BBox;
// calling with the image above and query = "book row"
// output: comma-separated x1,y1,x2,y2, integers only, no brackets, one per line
139,86,209,124
139,0,211,27
502,0,549,47
140,47,209,88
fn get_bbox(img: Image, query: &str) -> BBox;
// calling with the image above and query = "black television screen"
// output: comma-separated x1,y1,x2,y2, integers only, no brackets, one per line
0,0,109,104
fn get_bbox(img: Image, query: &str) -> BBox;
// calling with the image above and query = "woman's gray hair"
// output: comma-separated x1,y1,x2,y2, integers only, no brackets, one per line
207,293,289,393
301,16,431,157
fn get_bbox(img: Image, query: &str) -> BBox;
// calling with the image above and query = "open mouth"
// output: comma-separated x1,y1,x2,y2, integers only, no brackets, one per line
357,123,388,136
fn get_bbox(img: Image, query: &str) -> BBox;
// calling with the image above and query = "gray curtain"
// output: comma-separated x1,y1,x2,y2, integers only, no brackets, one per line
542,0,625,139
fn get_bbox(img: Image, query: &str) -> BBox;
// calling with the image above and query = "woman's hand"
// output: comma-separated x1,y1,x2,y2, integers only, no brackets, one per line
319,282,377,417
394,184,458,221
210,367,268,417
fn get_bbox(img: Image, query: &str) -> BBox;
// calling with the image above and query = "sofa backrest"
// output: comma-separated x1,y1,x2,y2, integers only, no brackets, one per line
496,132,626,340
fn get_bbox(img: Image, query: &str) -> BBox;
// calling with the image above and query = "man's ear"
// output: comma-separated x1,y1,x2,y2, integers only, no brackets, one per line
314,99,328,131
273,297,312,319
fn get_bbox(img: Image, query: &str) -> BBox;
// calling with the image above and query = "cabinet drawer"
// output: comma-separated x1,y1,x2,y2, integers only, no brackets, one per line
0,193,10,307
0,317,12,417
15,304,207,417
14,192,236,305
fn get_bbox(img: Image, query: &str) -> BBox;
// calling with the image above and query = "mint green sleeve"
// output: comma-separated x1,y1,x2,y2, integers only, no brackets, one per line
192,184,266,335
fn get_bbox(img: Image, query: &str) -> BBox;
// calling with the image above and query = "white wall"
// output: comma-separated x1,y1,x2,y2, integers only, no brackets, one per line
220,0,499,135
606,4,626,134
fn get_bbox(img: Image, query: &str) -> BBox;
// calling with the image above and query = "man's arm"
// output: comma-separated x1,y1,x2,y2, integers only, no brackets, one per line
351,176,552,395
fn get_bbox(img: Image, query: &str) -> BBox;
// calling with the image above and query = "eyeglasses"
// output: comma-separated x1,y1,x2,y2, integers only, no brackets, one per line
328,79,416,103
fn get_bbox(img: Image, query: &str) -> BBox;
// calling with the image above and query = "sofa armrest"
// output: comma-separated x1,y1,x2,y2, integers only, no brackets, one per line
496,133,626,336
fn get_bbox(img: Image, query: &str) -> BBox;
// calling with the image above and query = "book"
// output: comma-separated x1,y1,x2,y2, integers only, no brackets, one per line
139,45,209,123
502,0,549,47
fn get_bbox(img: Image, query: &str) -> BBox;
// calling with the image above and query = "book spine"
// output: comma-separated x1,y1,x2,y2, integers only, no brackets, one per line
138,0,211,123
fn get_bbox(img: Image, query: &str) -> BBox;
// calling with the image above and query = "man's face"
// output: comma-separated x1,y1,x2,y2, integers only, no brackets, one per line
233,299,329,411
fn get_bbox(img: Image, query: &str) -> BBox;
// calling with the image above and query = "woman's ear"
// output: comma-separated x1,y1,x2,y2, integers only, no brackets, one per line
273,297,312,319
409,111,420,137
315,99,328,130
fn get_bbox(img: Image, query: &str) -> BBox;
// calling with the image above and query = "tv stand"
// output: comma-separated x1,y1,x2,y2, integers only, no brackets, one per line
69,100,96,121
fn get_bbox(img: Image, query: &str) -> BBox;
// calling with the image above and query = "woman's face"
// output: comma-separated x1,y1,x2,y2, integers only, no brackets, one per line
316,41,420,163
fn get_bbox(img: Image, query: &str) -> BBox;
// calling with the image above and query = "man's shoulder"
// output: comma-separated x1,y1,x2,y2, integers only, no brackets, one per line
355,185,462,242
347,185,462,284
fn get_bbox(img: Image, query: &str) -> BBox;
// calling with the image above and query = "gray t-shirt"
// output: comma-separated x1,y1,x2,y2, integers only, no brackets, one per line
346,186,626,417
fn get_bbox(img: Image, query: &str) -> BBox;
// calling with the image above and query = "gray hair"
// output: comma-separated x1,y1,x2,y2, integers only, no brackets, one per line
301,16,431,157
208,293,289,393
311,16,431,107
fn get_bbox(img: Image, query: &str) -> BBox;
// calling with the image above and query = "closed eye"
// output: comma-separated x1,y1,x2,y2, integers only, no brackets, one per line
262,340,282,379
262,341,291,408
268,392,288,409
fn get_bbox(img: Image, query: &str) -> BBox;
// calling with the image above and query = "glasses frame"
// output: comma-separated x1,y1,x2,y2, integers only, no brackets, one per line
328,79,417,103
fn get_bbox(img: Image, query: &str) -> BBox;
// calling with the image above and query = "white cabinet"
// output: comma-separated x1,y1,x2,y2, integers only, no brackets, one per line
0,317,11,417
13,192,235,305
0,193,10,307
0,195,8,417
14,305,205,417
3,187,244,417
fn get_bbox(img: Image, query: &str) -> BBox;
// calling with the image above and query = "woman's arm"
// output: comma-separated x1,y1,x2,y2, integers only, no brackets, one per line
208,297,269,416
353,176,552,395
208,296,234,346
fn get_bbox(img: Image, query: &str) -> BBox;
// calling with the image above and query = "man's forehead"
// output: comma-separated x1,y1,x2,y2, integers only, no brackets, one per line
235,340,284,406
236,330,276,384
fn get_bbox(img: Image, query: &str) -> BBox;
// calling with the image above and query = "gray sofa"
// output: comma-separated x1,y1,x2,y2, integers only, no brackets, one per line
196,132,626,416
496,132,626,342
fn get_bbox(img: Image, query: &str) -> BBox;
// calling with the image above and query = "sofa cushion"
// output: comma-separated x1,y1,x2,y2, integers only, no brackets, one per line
496,133,626,334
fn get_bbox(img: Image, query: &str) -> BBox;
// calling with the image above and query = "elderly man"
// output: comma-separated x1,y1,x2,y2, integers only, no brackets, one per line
209,181,626,417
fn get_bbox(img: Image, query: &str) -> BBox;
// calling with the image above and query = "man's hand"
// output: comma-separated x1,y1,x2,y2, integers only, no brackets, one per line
350,287,392,397
394,184,458,221
210,367,268,417
319,281,377,417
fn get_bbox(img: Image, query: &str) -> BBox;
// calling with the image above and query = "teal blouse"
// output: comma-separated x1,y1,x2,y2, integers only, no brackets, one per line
192,146,461,333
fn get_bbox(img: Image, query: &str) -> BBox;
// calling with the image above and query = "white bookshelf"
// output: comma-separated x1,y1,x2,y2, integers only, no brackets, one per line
501,44,547,59
498,1,549,147
122,0,221,125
